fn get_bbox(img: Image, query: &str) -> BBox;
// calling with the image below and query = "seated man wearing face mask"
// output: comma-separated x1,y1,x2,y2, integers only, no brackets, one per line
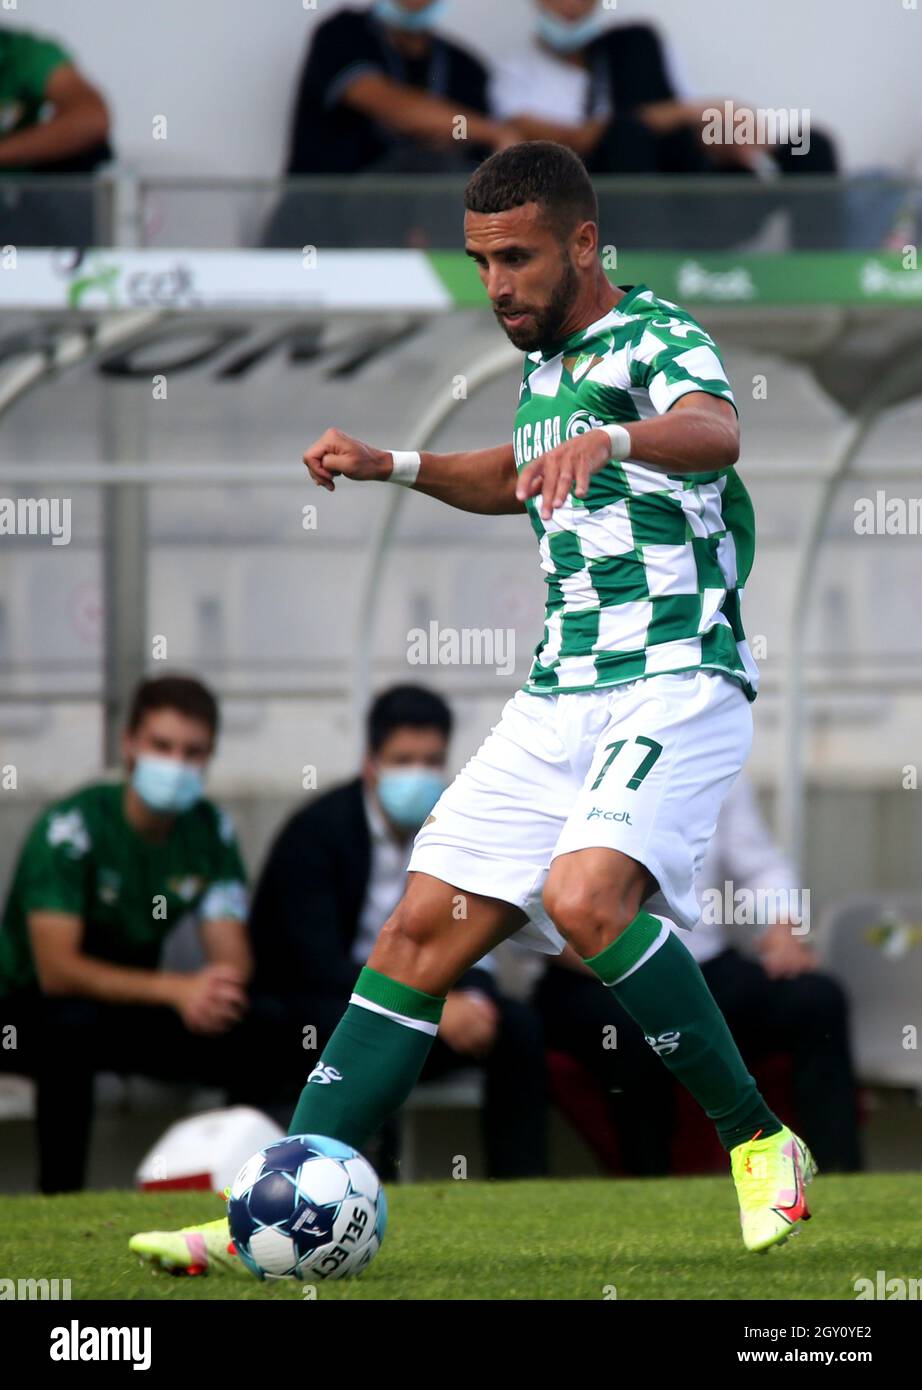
247,684,548,1179
263,0,522,248
490,0,841,249
0,675,256,1193
284,0,510,177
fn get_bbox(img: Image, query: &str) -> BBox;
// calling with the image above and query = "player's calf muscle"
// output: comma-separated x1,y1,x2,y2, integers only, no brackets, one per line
367,874,518,995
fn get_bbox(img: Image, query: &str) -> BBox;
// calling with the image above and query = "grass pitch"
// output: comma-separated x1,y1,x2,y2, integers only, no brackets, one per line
2,1173,919,1300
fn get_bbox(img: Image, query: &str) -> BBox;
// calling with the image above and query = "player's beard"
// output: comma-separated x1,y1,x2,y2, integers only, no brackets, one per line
494,252,581,353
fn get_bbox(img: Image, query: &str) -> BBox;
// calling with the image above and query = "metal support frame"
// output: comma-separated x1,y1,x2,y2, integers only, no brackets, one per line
0,310,161,765
776,351,922,869
100,375,149,763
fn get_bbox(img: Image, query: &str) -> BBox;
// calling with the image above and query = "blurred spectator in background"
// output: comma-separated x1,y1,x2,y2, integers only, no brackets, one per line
535,775,863,1175
0,676,261,1193
264,0,518,247
490,0,841,248
248,684,548,1180
0,22,112,245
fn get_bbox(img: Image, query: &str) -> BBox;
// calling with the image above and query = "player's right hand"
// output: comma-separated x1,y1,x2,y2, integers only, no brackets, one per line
303,427,391,493
175,963,248,1035
755,922,818,980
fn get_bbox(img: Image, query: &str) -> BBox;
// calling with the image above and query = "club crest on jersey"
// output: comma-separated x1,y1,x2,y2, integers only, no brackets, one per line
565,352,604,383
97,868,122,904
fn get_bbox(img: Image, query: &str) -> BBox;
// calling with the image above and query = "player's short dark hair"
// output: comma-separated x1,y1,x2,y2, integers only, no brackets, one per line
367,684,453,754
127,674,220,740
464,140,599,240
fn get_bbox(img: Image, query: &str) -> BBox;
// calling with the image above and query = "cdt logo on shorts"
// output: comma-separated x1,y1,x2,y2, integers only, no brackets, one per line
307,1062,342,1085
586,807,633,824
645,1031,681,1057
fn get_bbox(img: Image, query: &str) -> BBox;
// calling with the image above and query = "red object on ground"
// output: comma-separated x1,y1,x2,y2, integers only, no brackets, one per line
139,1173,213,1192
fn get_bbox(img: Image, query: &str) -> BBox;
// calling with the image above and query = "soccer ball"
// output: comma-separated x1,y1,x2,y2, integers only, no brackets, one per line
227,1133,387,1280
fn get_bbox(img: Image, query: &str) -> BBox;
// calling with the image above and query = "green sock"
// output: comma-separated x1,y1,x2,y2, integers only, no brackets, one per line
288,966,444,1149
583,911,782,1153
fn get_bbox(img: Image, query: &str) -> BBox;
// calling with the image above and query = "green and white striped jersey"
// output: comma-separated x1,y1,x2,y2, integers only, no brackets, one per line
513,283,759,701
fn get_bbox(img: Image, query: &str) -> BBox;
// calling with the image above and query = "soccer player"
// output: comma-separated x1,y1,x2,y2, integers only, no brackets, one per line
130,141,816,1274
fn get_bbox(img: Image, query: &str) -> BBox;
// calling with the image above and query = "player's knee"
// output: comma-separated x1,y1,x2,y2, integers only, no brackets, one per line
542,879,636,957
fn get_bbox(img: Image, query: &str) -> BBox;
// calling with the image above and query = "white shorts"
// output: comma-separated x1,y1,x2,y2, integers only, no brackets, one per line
408,670,753,954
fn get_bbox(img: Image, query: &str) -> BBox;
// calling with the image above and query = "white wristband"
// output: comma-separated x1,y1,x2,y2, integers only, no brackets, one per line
388,450,421,486
601,424,632,461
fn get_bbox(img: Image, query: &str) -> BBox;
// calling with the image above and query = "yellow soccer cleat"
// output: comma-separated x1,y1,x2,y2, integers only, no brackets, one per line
731,1123,818,1253
129,1203,249,1278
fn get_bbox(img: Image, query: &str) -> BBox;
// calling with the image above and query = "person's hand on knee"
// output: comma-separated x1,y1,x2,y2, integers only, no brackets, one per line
438,990,499,1059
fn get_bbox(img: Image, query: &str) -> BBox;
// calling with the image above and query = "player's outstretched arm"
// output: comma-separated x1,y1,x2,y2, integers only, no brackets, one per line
303,428,523,516
516,393,740,521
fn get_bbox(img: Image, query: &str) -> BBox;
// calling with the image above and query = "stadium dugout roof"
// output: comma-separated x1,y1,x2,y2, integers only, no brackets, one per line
6,247,922,411
2,246,922,865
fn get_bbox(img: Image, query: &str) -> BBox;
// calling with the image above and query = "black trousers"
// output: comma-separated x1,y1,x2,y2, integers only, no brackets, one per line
703,948,863,1172
415,995,548,1179
534,947,863,1176
0,989,281,1193
589,117,843,250
535,962,675,1176
251,989,549,1181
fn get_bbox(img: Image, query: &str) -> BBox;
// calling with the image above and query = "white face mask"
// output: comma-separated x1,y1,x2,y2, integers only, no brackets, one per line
131,754,204,814
536,8,604,54
373,0,449,33
376,766,446,828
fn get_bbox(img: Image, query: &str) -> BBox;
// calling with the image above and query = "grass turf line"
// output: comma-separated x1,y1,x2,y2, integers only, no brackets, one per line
1,1173,919,1301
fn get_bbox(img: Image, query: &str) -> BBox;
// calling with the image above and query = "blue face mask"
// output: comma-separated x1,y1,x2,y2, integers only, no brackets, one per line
536,8,604,54
131,755,205,815
373,0,449,33
376,766,445,830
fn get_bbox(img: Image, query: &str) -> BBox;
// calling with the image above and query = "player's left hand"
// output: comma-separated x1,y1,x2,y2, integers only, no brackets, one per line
755,921,817,979
515,428,614,520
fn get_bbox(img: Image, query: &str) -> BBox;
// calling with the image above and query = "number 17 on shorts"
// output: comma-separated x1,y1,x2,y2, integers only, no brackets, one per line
551,670,753,931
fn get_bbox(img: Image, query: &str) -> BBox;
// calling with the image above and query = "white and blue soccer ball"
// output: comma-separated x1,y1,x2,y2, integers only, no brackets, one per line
227,1134,387,1281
